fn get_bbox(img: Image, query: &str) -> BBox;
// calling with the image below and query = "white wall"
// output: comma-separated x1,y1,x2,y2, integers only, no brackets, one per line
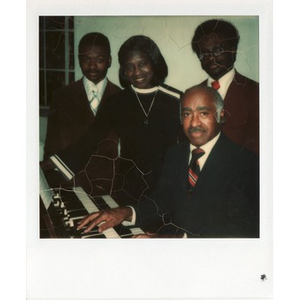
74,16,259,92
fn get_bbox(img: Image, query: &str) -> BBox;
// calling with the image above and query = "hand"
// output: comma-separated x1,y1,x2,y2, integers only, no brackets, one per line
77,207,133,233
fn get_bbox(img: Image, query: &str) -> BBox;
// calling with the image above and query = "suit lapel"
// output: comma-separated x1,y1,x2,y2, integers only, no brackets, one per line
224,71,246,101
192,134,233,193
73,79,95,119
180,142,190,189
174,142,192,200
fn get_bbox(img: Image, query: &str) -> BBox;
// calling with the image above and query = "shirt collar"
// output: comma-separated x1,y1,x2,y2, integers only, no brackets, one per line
131,84,158,94
207,68,235,99
190,132,220,153
83,76,108,100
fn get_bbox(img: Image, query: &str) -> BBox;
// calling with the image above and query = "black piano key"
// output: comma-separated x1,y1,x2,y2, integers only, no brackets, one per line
92,196,112,210
65,209,89,218
81,229,107,239
59,190,87,209
113,224,133,237
60,189,111,212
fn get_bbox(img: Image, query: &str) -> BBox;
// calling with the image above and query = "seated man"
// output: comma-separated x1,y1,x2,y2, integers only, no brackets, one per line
77,86,259,238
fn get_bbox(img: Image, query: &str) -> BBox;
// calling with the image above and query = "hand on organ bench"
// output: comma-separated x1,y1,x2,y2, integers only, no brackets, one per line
77,207,133,233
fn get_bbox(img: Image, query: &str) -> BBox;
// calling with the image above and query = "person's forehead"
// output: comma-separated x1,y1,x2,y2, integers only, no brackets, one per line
124,50,149,62
79,44,109,56
200,34,224,47
182,91,215,108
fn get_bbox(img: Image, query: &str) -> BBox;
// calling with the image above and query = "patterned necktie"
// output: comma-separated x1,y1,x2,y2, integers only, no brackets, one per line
211,80,220,90
90,90,100,115
188,148,205,193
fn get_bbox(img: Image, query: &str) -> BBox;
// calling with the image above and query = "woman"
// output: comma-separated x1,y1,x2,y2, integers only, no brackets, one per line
50,35,182,201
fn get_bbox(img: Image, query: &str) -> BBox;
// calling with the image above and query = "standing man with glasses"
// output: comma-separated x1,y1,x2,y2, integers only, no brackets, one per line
191,19,259,154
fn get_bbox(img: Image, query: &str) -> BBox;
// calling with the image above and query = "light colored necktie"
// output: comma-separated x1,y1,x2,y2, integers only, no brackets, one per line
90,90,100,115
211,80,220,90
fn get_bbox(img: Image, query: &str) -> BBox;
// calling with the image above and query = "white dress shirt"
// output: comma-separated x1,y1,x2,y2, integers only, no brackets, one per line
189,132,220,170
83,76,108,115
207,68,235,100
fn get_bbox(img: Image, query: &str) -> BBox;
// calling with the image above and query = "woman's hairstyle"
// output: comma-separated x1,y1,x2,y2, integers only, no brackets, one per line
118,35,168,88
191,19,240,54
78,32,111,55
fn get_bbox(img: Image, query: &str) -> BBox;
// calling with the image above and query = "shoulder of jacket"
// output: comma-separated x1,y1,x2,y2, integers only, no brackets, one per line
234,72,259,88
106,79,122,92
158,84,183,100
218,133,258,162
53,79,83,95
199,80,208,86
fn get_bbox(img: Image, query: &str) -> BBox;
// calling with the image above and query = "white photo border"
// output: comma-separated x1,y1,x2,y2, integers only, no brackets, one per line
27,1,273,299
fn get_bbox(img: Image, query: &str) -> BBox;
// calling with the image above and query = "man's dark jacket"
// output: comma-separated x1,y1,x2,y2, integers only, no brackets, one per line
136,133,259,238
200,71,259,154
44,78,121,159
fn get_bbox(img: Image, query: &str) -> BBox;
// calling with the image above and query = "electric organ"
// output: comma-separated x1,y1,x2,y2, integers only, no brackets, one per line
39,167,144,238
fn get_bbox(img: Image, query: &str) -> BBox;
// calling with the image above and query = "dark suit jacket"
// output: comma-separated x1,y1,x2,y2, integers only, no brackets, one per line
200,71,259,154
44,78,121,159
136,133,259,238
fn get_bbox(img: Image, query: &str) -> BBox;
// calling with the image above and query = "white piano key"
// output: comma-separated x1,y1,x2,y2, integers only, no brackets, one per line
73,187,121,239
39,167,54,210
101,195,119,208
130,228,145,235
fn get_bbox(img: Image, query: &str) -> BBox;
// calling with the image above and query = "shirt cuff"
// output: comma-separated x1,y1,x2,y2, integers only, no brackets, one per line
121,206,136,226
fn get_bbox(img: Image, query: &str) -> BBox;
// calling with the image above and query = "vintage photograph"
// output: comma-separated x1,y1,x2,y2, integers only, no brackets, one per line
39,15,260,239
26,2,273,298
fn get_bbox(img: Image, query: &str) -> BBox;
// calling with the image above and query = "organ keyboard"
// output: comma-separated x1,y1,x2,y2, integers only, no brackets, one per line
40,167,144,238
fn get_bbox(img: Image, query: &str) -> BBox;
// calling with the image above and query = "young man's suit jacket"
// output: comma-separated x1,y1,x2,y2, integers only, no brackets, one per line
136,133,259,238
200,71,259,154
44,78,121,159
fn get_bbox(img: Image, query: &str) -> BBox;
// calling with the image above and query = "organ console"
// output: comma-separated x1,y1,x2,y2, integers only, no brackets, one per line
39,167,144,238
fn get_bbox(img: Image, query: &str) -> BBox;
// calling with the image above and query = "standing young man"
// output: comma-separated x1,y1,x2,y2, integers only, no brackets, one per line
44,32,121,159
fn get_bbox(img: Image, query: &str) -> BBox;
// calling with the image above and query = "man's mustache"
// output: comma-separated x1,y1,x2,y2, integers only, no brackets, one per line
188,126,206,133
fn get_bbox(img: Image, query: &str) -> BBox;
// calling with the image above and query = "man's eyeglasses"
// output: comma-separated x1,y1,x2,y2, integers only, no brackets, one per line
198,46,225,61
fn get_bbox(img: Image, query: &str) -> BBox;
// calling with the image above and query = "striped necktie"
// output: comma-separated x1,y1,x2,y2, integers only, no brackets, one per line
188,148,205,193
211,80,220,90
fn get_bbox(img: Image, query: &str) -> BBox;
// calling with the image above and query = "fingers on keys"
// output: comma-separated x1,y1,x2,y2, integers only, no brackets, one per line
77,212,105,233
